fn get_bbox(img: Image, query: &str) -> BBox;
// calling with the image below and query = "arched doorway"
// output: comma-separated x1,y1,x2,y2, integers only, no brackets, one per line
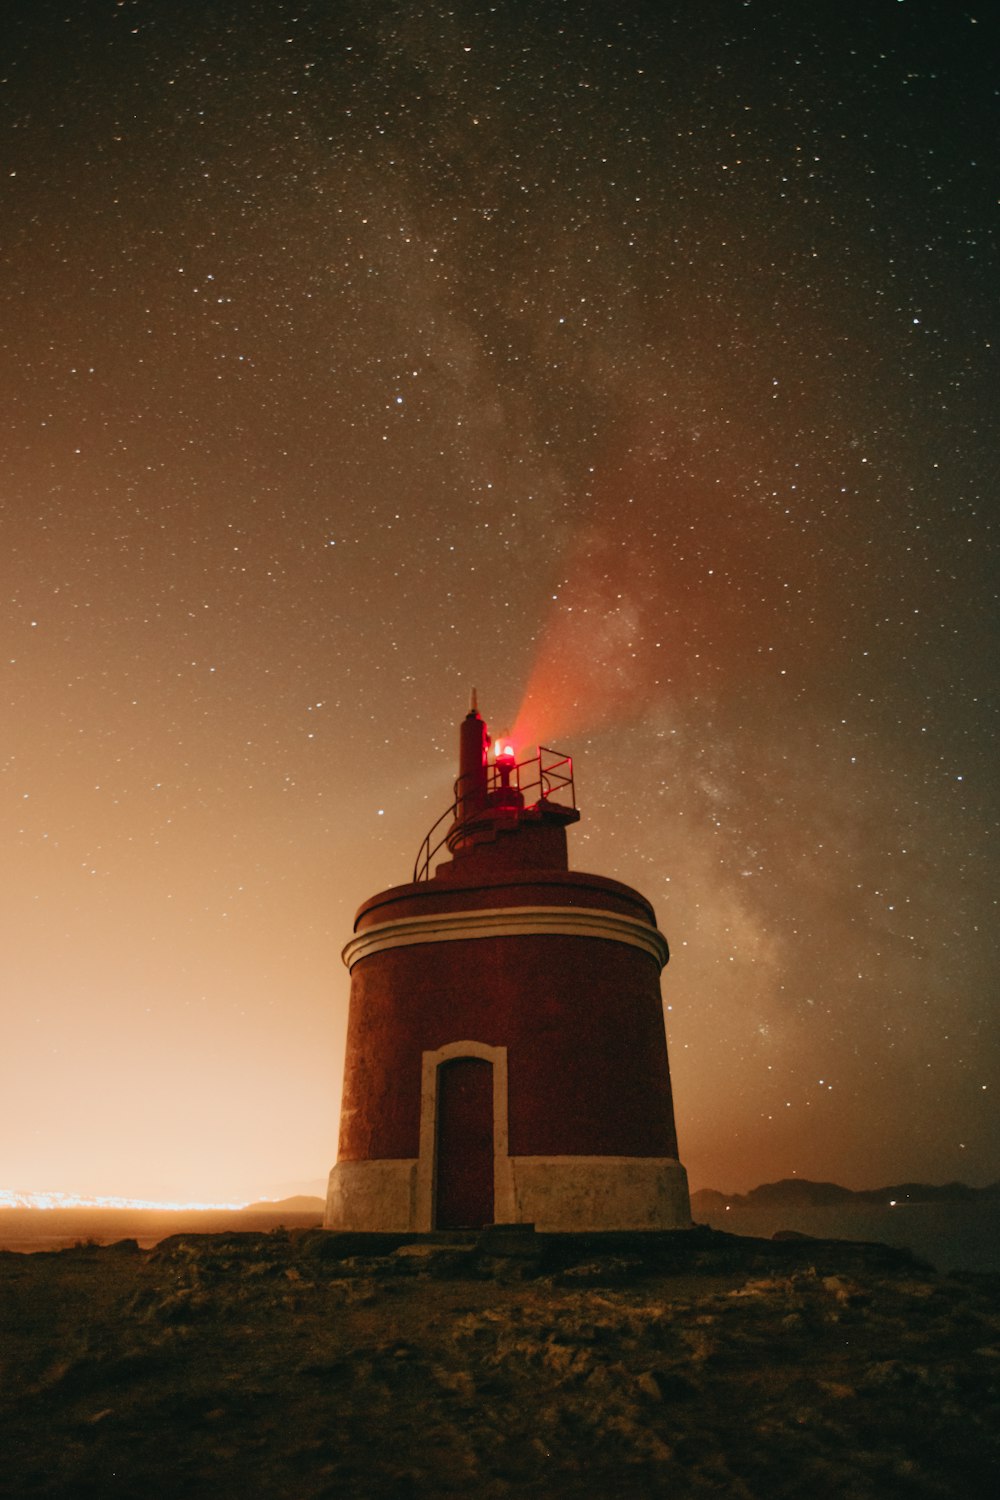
434,1056,494,1229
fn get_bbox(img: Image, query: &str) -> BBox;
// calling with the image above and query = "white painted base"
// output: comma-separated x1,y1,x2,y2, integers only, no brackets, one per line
325,1159,417,1232
325,1155,691,1233
511,1156,691,1232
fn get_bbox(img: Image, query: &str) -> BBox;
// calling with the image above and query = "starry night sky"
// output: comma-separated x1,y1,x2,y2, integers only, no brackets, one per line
3,0,997,1203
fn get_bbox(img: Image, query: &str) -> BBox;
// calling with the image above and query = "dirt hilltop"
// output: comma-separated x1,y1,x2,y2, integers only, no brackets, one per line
1,1225,998,1498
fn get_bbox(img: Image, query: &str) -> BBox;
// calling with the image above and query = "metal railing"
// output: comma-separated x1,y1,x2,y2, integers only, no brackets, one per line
412,745,574,882
534,746,575,808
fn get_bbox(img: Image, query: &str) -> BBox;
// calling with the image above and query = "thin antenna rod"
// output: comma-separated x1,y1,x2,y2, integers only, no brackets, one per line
470,686,478,713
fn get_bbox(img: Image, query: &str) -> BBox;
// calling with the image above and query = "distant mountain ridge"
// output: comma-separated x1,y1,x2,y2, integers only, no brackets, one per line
692,1178,1000,1213
244,1195,325,1213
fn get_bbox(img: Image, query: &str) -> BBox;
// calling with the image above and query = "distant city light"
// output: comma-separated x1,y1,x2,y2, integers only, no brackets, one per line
1,1188,249,1212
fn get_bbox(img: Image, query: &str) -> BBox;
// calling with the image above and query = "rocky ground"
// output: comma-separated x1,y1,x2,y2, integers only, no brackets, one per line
1,1226,998,1498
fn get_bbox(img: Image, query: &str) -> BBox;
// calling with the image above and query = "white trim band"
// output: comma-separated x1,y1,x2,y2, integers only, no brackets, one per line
342,904,669,971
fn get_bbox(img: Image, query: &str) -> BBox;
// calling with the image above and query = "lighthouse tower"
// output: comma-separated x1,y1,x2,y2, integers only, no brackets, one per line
325,699,690,1233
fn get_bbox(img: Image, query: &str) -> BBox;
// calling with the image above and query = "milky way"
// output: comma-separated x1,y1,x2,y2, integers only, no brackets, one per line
2,1,996,1200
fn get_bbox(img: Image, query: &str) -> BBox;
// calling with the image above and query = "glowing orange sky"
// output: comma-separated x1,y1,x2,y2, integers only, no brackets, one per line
2,2,997,1205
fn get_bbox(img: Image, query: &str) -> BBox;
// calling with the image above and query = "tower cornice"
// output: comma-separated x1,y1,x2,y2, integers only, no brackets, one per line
342,903,669,971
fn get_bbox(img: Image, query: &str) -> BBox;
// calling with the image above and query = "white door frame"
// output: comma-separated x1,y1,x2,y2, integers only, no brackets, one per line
416,1039,514,1230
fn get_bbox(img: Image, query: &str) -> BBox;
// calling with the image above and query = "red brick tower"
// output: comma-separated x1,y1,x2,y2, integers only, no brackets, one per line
325,698,690,1232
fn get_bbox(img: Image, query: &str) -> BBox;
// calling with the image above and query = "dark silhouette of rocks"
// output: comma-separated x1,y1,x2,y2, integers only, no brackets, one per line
690,1179,1000,1274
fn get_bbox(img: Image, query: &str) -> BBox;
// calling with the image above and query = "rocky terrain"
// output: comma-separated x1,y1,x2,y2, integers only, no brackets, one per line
1,1226,998,1498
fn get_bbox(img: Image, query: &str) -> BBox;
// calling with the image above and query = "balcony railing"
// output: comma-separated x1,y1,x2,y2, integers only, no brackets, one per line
412,745,575,882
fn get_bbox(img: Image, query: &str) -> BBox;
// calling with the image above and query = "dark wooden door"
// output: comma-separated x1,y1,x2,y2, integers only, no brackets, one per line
435,1057,494,1229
